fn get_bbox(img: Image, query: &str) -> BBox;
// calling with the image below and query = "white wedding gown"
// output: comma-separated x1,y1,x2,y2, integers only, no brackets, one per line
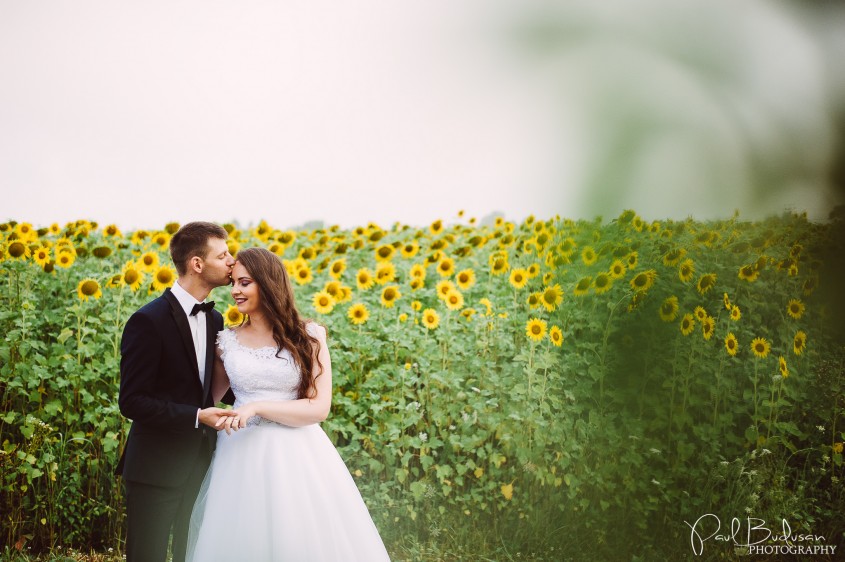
186,326,390,561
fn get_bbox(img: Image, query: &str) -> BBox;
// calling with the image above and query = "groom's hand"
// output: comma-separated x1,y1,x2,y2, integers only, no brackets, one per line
198,407,236,428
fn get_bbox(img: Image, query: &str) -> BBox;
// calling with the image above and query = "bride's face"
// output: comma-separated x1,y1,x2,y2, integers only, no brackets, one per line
231,262,261,316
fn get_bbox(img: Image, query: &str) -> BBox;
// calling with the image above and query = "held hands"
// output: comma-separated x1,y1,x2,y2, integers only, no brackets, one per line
198,407,237,429
215,403,257,435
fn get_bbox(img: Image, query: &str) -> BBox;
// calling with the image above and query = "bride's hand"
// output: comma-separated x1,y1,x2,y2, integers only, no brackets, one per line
216,403,258,434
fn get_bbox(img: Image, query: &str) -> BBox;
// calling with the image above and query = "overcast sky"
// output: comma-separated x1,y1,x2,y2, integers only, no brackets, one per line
2,1,843,230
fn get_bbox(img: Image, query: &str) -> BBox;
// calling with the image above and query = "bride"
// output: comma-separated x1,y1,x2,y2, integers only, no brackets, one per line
186,247,390,561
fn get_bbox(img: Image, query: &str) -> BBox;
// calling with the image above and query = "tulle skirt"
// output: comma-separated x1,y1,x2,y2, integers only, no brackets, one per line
186,422,390,561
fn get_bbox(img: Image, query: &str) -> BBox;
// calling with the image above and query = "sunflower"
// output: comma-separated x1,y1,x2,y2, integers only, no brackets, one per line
375,244,395,262
778,356,789,378
376,262,396,285
409,263,427,281
431,238,449,252
678,259,695,283
609,259,626,279
725,333,739,356
548,326,563,347
429,219,444,236
786,299,805,320
227,239,242,257
701,316,715,340
573,277,592,297
455,268,476,290
411,300,422,312
32,246,51,267
421,308,440,330
313,291,336,314
737,264,758,282
266,242,284,256
696,273,717,295
509,268,529,289
659,296,679,322
593,273,612,295
627,252,638,269
479,297,494,316
396,241,418,258
348,303,370,325
541,284,564,311
693,306,708,323
461,308,476,321
525,263,540,278
328,259,346,279
629,270,656,292
490,255,509,276
138,251,160,272
680,314,695,336
55,251,76,268
6,241,30,260
793,330,807,356
380,285,401,308
581,246,598,266
152,232,171,249
526,318,547,342
103,224,122,237
802,275,818,296
299,247,316,261
356,268,375,290
77,279,102,301
293,264,313,285
252,220,273,241
750,337,771,359
730,305,741,321
444,290,465,311
339,285,354,303
48,223,61,235
436,257,455,278
662,248,686,267
436,280,457,301
224,304,245,326
92,246,113,259
14,222,36,241
527,292,541,309
122,262,144,291
151,265,176,292
723,292,731,310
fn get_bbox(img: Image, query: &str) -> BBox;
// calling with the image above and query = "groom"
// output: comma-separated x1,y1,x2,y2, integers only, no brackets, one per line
116,221,237,562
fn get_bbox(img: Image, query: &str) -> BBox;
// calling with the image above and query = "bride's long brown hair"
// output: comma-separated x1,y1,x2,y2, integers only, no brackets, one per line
235,247,324,399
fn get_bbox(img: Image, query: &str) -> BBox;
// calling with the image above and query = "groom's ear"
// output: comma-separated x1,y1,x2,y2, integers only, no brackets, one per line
189,255,203,274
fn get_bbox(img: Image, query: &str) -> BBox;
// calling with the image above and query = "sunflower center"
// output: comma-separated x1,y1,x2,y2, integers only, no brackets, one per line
9,242,25,257
81,280,99,296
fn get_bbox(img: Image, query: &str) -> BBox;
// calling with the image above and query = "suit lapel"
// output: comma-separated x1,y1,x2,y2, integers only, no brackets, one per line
202,312,217,403
163,289,200,380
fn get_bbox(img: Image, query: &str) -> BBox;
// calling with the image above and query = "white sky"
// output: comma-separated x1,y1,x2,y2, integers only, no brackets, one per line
2,0,843,230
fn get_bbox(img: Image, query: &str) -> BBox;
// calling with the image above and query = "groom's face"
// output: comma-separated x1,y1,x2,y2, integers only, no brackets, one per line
200,237,235,287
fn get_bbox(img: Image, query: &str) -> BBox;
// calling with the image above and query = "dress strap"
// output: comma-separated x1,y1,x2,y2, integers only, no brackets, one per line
216,329,236,359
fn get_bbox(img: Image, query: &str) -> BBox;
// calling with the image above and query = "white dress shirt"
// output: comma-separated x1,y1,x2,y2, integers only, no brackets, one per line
171,280,209,386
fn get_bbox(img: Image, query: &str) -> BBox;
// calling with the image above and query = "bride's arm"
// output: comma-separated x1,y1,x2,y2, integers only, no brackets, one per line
220,325,332,430
211,347,231,405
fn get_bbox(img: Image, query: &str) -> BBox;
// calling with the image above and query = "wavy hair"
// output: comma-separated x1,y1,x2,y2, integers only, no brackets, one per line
235,247,324,399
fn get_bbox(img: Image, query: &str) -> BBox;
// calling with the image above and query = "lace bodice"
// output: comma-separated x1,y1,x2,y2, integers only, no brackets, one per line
217,327,316,411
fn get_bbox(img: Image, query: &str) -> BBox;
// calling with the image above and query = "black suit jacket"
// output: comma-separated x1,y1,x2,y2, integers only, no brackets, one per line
116,288,223,487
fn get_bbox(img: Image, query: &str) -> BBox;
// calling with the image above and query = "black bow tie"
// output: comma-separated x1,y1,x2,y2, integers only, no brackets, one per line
190,301,215,316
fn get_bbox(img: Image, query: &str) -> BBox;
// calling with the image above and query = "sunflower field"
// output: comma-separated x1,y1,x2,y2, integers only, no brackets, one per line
1,211,843,560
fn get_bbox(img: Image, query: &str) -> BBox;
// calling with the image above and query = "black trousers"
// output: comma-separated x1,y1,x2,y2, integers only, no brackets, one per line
124,443,211,562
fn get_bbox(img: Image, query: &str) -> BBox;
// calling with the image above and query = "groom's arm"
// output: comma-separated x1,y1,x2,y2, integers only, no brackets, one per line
118,311,201,429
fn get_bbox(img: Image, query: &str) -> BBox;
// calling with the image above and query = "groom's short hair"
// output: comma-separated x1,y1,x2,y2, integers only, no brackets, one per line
170,221,228,276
